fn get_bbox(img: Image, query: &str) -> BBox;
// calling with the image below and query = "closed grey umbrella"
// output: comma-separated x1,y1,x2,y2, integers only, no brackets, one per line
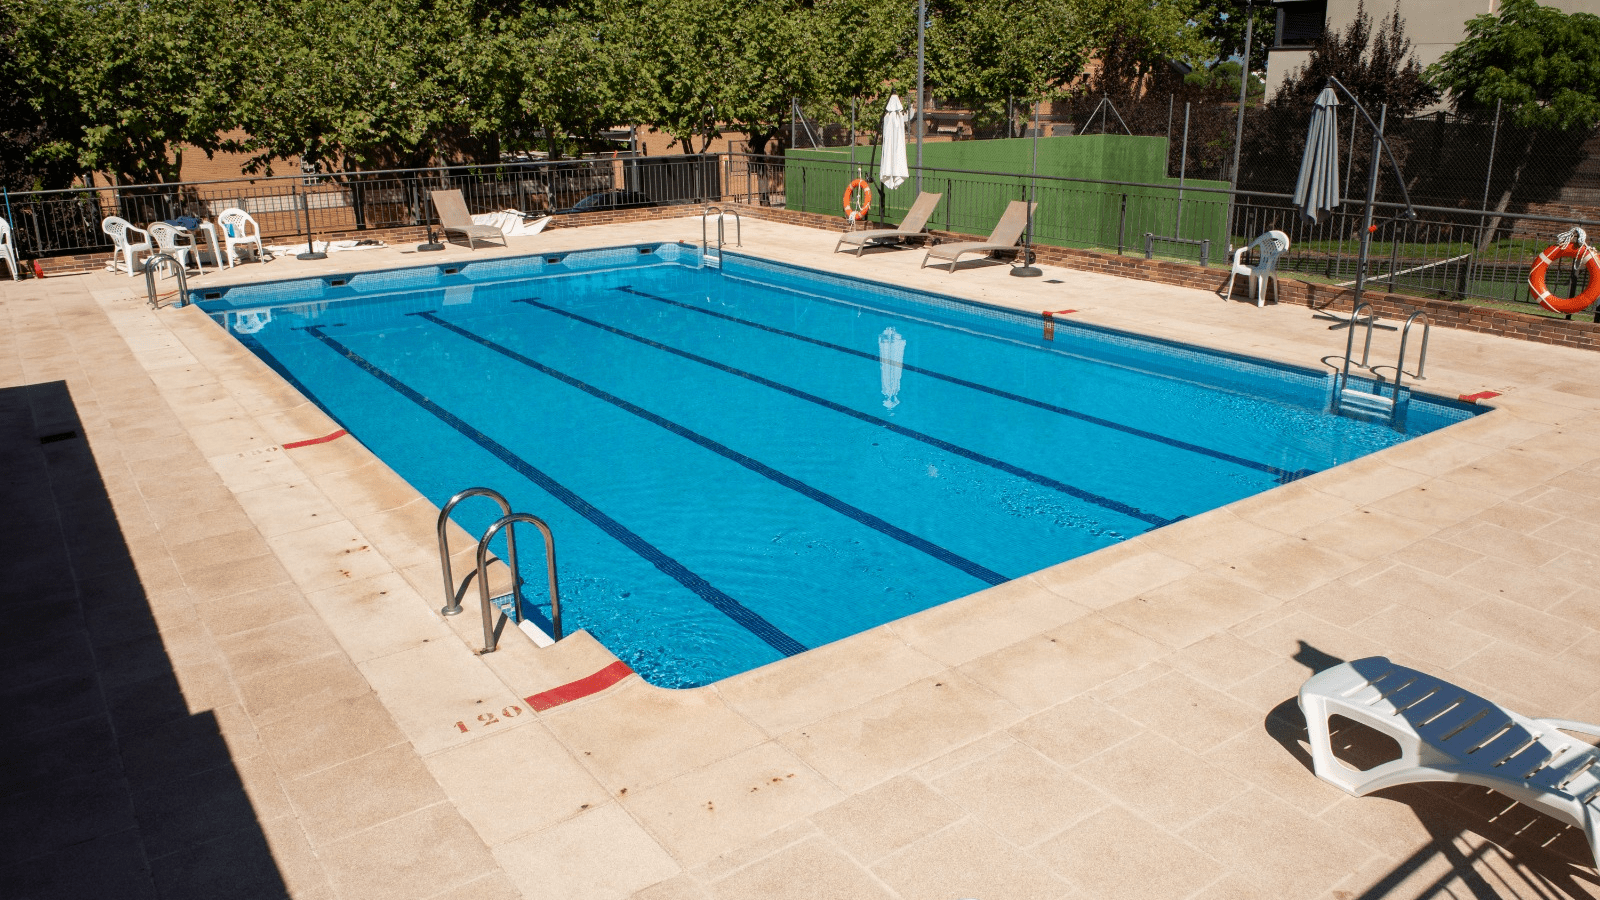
1293,87,1342,222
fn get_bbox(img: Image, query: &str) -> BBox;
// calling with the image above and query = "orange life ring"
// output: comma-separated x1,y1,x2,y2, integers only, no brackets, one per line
1530,240,1600,314
843,179,872,221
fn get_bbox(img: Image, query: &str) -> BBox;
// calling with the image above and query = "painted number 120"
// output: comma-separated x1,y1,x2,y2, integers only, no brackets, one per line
453,705,523,733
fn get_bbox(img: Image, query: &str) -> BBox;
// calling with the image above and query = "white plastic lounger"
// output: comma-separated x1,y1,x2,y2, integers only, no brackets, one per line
1300,656,1600,866
835,191,943,256
430,190,509,250
921,200,1036,272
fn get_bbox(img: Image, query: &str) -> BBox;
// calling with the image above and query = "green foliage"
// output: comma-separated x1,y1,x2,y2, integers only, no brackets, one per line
1074,0,1212,100
1270,0,1438,117
1192,0,1273,72
928,0,1091,130
1185,60,1264,98
1428,0,1600,129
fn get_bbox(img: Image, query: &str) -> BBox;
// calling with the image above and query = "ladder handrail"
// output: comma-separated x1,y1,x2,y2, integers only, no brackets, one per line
1333,302,1378,415
143,253,189,308
475,512,561,653
701,205,742,262
436,487,517,617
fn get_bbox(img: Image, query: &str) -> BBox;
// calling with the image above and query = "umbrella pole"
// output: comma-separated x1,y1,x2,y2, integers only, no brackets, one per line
1012,100,1042,277
1318,103,1396,331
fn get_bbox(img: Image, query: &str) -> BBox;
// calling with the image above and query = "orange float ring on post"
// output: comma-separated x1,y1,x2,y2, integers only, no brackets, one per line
1530,239,1600,314
843,179,872,221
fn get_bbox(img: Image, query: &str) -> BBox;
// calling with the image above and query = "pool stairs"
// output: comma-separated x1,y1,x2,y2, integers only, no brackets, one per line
701,205,741,269
436,487,562,653
1330,304,1431,429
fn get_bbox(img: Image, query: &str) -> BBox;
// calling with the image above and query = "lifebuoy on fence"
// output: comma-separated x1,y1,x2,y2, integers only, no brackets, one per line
1530,228,1600,314
843,179,872,221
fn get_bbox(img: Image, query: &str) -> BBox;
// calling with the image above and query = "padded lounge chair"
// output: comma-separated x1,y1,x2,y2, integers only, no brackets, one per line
1300,656,1600,867
835,191,943,256
430,190,508,250
921,200,1036,272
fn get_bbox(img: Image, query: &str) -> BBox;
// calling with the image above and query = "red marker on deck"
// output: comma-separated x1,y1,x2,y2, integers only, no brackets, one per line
1041,309,1077,340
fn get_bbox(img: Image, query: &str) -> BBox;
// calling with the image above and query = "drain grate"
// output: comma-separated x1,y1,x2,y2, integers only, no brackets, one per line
39,431,78,444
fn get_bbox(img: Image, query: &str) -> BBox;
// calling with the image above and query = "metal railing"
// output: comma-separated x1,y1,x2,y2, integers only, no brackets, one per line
10,150,1600,317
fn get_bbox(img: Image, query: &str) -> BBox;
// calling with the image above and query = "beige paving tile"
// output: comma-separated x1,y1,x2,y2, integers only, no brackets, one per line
358,638,527,755
957,615,1165,713
319,803,500,900
1311,460,1434,506
708,836,892,900
1210,538,1365,600
352,497,445,572
714,626,943,735
777,673,1022,793
1228,482,1358,534
931,742,1109,845
1107,671,1261,754
1363,479,1504,528
541,677,767,794
688,820,821,883
809,776,963,864
281,742,449,845
1132,509,1283,569
1235,610,1388,666
192,581,315,638
494,802,680,900
235,650,373,724
425,720,610,845
1179,789,1377,898
1031,541,1198,610
1007,695,1143,767
1101,571,1278,649
622,741,843,868
207,445,305,493
1301,507,1437,562
875,820,1070,900
217,614,346,679
1073,732,1247,828
304,571,448,664
1451,596,1585,656
425,872,526,900
233,480,343,537
1450,556,1581,611
313,459,424,519
257,692,406,778
1439,522,1569,568
1347,605,1496,671
888,574,1088,667
1035,804,1221,900
265,519,394,593
181,550,294,602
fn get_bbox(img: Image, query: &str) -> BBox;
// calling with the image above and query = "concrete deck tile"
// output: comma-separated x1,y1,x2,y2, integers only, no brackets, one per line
358,638,528,755
427,872,527,900
1006,695,1143,769
809,776,963,864
235,650,372,724
1073,732,1245,829
256,692,405,778
1311,460,1434,506
956,615,1165,713
1348,605,1497,671
1101,571,1279,649
1035,804,1222,900
706,836,892,900
318,803,500,900
232,480,343,537
304,571,449,663
777,673,1023,793
1031,541,1198,610
424,720,610,845
630,874,713,900
493,803,681,900
351,497,449,571
1344,561,1482,618
540,677,767,794
931,742,1109,845
1285,578,1392,628
313,459,429,519
1179,788,1377,898
181,550,295,601
1227,482,1358,534
873,820,1070,900
621,740,844,868
264,519,394,593
689,820,820,882
1210,538,1366,599
714,626,944,735
217,614,347,679
1451,555,1580,611
280,742,449,845
1132,509,1283,569
1106,670,1260,754
1452,595,1586,655
1551,587,1600,631
1442,521,1570,568
1235,610,1388,665
208,445,307,494
887,574,1087,667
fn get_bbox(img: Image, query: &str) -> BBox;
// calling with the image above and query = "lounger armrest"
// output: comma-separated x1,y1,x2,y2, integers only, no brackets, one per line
1537,718,1600,737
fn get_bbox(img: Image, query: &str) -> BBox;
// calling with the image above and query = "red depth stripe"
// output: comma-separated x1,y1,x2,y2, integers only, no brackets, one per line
1458,390,1502,403
1042,309,1078,318
282,428,349,449
525,660,635,712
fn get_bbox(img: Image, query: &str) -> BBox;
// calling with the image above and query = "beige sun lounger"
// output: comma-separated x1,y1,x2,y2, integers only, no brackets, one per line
835,191,943,256
430,190,508,250
921,200,1037,272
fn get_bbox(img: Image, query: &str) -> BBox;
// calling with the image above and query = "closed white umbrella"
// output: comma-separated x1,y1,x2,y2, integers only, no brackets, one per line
879,327,906,410
1293,87,1342,223
879,94,909,190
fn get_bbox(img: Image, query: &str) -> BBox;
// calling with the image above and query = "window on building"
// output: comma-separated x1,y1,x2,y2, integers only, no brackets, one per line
1275,0,1327,48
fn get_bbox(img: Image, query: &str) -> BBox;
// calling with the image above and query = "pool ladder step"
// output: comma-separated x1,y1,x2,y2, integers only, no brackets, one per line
436,487,562,654
1330,304,1430,429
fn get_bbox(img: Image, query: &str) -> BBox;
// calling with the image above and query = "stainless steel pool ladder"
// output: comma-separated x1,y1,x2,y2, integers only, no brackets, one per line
701,205,742,268
143,253,190,308
1331,304,1431,426
436,487,562,653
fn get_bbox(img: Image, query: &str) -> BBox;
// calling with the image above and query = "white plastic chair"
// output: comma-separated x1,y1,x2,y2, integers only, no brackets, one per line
216,207,265,267
1300,656,1600,867
102,216,153,278
148,222,204,274
0,218,19,280
1225,229,1289,307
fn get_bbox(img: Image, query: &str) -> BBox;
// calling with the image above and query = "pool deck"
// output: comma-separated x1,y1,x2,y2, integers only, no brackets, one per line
6,216,1600,900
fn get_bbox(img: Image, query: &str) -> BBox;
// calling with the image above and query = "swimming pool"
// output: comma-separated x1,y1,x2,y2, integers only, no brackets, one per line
199,243,1482,687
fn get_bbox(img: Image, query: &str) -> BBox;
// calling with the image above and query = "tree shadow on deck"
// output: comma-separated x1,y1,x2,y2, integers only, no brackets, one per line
0,381,289,899
1270,641,1600,900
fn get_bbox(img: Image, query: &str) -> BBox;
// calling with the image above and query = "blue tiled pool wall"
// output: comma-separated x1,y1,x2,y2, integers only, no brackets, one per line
717,253,1483,435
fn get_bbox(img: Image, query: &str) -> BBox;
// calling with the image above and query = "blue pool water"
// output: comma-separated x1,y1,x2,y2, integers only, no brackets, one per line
199,243,1481,687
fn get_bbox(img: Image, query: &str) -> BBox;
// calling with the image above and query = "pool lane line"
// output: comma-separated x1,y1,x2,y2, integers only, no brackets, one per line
234,332,351,433
513,298,1173,529
298,325,808,659
615,286,1309,485
411,311,1010,588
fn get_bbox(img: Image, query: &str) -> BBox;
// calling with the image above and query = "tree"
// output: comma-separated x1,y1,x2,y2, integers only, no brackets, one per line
2,0,239,184
1073,0,1213,102
1269,0,1437,117
1192,0,1274,74
1428,0,1600,130
929,0,1092,135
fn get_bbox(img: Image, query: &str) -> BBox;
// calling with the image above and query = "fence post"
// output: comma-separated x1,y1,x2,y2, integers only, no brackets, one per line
946,178,953,232
1118,194,1127,255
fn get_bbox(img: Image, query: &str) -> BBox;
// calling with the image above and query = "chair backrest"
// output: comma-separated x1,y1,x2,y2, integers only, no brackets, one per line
147,222,182,252
988,200,1038,246
0,217,11,247
899,192,944,232
216,207,259,239
430,190,474,228
1253,230,1290,268
102,216,136,250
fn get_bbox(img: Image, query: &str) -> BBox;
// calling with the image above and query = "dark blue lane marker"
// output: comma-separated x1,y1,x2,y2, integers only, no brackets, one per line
411,311,1009,588
616,286,1310,485
514,298,1173,529
234,332,348,431
298,325,807,659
